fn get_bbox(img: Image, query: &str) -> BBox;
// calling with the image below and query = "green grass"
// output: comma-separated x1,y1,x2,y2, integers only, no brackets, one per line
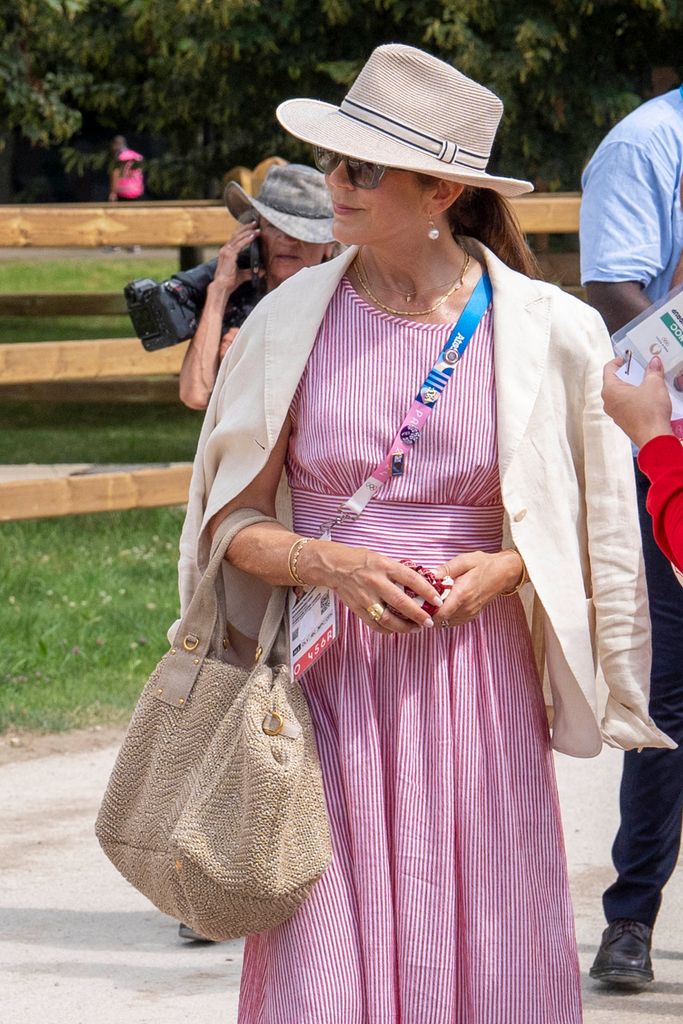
0,257,178,344
0,258,177,294
0,258,204,734
0,315,135,343
0,401,202,463
0,508,186,732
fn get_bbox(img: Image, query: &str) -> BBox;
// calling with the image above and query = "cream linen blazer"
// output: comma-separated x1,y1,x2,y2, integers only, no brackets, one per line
175,240,675,758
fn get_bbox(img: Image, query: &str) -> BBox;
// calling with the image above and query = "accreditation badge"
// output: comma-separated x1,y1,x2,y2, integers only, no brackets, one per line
288,585,337,679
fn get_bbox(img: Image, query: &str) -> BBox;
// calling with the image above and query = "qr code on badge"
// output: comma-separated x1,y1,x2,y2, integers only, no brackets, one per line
320,592,330,614
292,628,299,642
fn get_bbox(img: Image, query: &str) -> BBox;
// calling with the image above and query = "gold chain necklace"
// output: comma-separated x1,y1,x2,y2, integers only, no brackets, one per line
354,249,471,317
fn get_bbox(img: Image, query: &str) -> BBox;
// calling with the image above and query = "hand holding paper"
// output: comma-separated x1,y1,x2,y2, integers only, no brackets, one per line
603,356,677,448
610,281,683,440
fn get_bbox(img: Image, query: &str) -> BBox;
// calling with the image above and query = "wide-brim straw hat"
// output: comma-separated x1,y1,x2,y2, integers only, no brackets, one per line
224,164,335,243
277,44,533,198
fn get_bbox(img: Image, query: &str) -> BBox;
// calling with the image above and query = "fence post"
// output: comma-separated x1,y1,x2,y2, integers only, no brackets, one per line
179,246,204,271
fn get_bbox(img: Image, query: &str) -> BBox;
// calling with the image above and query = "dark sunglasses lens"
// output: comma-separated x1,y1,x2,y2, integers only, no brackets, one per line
313,147,341,175
346,159,385,190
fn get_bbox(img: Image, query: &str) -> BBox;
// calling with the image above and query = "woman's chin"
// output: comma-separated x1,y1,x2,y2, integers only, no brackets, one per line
268,256,303,285
333,226,367,248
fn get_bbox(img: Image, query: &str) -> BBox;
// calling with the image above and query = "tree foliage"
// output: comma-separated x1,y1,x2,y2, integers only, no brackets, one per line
3,0,682,195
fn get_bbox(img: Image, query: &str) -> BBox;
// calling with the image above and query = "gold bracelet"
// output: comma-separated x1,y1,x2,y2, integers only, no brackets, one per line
287,537,311,587
500,549,529,596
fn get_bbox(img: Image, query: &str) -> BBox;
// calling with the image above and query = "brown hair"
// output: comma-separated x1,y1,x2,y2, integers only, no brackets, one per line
449,187,539,278
417,175,540,279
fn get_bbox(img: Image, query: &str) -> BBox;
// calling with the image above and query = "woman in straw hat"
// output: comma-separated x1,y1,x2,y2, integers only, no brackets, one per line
176,44,673,1022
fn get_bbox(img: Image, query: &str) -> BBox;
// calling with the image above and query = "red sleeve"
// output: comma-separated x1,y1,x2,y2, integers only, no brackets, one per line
637,434,683,574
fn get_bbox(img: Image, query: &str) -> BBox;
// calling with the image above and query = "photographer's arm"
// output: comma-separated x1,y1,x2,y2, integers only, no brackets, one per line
179,279,233,410
178,225,259,410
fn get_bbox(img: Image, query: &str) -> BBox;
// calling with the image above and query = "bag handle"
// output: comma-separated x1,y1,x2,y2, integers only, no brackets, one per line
156,509,286,708
208,510,288,664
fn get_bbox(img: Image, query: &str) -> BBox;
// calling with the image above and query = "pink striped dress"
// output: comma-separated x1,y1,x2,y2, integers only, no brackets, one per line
238,277,582,1024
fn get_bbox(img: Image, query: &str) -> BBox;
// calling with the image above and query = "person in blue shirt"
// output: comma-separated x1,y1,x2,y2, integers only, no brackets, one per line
580,85,683,990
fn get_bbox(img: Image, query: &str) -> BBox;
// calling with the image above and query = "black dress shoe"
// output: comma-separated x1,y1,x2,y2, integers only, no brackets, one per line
178,922,215,943
589,919,654,988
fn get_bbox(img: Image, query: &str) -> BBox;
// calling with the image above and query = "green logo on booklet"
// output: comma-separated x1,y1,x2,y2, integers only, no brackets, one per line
661,311,683,348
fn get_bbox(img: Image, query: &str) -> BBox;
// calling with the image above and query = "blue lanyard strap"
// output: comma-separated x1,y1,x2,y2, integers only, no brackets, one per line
417,272,492,406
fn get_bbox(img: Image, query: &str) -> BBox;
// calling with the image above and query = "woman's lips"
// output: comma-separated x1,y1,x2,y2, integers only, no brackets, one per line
332,202,359,215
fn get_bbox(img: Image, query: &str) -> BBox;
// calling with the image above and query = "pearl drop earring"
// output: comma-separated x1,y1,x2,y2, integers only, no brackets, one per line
428,215,440,241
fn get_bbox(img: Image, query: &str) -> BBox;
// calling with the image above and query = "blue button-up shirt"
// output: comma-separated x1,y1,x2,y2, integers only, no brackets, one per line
580,87,683,303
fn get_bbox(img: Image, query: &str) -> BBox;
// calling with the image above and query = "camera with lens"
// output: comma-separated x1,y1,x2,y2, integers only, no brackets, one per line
124,240,263,351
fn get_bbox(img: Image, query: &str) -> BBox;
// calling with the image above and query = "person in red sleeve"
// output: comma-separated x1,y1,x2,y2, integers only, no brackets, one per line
603,354,683,574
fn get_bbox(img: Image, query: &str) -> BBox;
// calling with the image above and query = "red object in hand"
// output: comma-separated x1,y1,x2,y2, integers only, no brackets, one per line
391,560,454,618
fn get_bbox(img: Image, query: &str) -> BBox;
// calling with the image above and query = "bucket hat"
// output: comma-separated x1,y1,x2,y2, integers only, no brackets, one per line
277,44,533,198
224,164,335,243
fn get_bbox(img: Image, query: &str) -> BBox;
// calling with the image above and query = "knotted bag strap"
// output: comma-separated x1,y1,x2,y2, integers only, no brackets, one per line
156,509,287,708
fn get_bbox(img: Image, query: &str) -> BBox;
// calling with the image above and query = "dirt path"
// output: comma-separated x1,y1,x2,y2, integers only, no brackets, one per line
0,725,125,766
1,734,680,1023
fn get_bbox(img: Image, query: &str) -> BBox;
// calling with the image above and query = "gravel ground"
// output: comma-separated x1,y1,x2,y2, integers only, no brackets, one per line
0,731,680,1023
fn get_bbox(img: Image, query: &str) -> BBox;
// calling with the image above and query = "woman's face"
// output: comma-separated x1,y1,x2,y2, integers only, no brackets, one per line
259,218,334,289
324,162,434,248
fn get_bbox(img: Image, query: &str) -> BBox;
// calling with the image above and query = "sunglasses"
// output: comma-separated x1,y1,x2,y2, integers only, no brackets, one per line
313,146,386,190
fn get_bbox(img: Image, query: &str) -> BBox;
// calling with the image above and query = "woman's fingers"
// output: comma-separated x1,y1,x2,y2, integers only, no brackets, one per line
217,224,260,267
437,552,480,580
360,602,420,635
432,553,489,626
352,582,432,631
329,547,442,633
391,561,443,607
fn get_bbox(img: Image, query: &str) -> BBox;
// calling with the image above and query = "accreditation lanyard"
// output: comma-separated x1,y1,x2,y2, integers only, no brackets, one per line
321,272,492,537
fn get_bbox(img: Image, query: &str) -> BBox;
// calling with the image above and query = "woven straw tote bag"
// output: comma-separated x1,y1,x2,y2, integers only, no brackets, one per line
95,509,332,941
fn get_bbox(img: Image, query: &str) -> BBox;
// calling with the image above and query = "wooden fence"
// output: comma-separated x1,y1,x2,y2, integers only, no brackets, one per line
0,186,582,521
0,192,581,248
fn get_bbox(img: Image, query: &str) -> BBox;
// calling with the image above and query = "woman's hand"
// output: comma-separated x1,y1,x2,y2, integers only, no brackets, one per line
431,549,524,627
602,355,673,449
297,540,443,634
211,222,262,294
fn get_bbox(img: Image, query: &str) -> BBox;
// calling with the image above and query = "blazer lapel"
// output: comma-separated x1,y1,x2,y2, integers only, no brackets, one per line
475,243,552,481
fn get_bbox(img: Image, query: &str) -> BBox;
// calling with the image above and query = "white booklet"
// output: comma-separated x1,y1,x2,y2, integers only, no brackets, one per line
612,282,683,439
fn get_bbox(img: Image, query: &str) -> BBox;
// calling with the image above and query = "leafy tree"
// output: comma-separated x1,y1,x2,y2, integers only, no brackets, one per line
4,0,683,196
0,0,88,149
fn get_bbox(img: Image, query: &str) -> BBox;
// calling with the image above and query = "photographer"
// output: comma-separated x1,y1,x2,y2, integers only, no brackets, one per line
179,164,335,410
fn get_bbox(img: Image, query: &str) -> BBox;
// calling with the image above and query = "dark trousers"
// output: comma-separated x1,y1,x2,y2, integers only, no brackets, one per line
603,462,683,927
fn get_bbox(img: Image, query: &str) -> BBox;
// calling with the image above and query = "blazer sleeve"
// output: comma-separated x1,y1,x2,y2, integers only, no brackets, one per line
638,433,683,576
580,306,676,750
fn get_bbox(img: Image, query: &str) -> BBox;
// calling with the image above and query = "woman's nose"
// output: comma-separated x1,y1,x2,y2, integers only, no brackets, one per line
326,160,353,190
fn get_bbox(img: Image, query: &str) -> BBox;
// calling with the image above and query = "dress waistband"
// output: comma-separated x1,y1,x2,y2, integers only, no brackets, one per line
290,489,504,561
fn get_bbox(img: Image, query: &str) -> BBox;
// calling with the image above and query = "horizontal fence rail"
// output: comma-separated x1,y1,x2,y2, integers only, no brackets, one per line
0,201,237,248
0,194,581,247
0,465,192,521
0,338,186,384
0,292,127,316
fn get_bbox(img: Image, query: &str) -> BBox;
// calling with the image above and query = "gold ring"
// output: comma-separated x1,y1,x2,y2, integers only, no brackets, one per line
366,602,386,623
